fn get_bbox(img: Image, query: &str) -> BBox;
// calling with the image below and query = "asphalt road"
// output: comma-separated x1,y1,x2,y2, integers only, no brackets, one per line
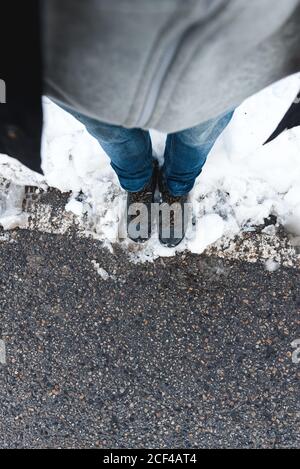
0,226,299,449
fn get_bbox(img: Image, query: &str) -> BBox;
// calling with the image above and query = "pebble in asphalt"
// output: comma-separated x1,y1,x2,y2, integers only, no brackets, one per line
0,228,299,449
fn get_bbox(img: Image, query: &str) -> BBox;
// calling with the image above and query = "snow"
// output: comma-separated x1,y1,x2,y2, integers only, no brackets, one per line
1,73,300,262
265,259,281,273
0,340,6,365
65,199,84,217
188,214,225,255
91,261,115,281
0,180,28,230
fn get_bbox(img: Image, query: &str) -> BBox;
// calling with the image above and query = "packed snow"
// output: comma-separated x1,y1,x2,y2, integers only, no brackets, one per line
1,73,300,262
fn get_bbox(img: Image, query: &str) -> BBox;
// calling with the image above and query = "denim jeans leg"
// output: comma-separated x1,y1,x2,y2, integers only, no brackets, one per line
60,105,153,193
163,110,235,196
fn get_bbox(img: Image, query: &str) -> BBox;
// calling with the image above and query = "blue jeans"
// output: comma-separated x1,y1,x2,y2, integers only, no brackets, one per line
62,106,234,196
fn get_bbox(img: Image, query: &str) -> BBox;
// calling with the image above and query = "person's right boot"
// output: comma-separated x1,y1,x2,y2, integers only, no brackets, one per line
126,161,158,243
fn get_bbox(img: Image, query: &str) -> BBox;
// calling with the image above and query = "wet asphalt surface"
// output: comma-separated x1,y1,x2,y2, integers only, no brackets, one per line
0,227,299,449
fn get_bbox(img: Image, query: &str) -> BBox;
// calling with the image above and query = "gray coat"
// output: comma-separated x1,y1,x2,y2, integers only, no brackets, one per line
43,0,300,133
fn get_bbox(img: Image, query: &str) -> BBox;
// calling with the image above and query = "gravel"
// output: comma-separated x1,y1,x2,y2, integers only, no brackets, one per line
0,227,299,448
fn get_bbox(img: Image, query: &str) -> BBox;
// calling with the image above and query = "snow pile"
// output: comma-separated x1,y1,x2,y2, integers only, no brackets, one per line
1,73,300,261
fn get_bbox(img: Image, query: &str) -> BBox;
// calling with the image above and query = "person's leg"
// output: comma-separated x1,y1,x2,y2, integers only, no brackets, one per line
59,104,157,242
163,110,234,196
62,106,154,193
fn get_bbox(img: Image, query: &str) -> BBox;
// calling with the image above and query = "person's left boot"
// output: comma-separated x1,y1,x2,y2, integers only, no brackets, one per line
158,172,191,248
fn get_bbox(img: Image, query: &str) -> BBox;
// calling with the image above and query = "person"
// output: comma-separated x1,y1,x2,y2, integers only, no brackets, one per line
62,105,234,246
1,1,300,246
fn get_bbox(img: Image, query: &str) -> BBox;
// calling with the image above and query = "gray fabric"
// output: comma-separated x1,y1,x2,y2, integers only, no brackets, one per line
43,0,300,133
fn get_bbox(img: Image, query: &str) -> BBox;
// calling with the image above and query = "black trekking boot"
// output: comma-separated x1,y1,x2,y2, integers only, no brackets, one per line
158,172,190,248
127,162,158,243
